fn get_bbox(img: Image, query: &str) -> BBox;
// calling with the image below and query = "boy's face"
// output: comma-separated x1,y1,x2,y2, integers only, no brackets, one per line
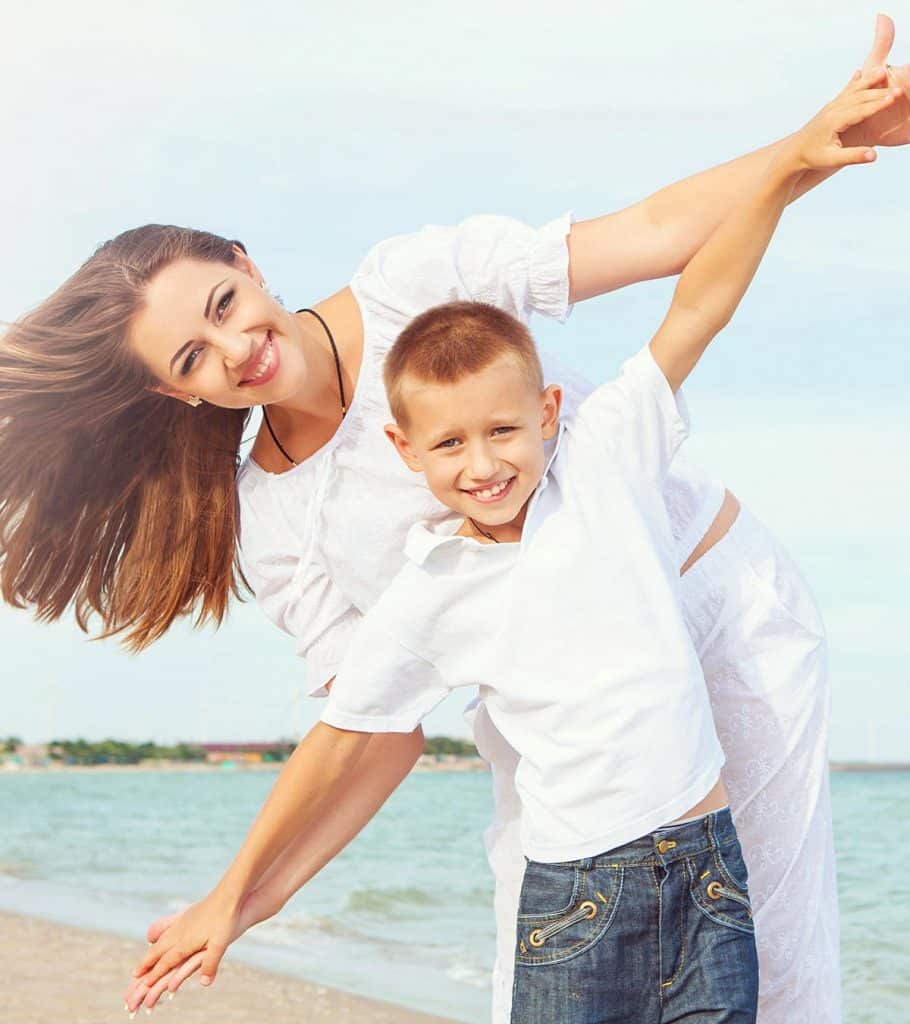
386,355,562,537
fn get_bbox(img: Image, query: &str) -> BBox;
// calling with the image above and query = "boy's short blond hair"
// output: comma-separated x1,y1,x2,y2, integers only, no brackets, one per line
384,301,544,425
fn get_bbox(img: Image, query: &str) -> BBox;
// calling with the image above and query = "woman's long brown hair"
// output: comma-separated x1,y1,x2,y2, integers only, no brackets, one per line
0,226,252,651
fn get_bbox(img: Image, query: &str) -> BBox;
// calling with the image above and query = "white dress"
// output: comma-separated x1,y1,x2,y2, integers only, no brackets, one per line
237,214,841,1024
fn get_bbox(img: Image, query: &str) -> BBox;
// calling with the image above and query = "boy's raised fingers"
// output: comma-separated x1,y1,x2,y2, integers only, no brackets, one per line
837,90,902,130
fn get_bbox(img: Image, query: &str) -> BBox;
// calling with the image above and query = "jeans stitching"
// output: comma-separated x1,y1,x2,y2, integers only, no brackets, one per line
515,866,624,967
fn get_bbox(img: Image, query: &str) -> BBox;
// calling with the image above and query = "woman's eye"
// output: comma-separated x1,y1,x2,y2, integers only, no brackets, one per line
180,348,204,376
215,288,234,323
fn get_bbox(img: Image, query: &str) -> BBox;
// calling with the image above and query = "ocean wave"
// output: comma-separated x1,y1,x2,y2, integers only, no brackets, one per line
344,887,439,917
0,859,38,880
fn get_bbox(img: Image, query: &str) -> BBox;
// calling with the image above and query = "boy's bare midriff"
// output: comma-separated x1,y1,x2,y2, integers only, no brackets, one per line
680,490,742,576
673,776,730,822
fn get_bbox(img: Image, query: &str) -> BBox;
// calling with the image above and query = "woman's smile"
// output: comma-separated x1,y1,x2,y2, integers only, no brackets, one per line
239,331,280,388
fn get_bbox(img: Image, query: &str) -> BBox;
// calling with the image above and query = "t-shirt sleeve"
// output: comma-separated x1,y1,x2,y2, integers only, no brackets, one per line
573,344,690,485
322,609,451,734
353,212,574,325
238,473,361,698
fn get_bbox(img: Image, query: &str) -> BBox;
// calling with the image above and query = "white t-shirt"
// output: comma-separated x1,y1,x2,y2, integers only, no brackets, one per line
236,214,724,695
322,346,725,863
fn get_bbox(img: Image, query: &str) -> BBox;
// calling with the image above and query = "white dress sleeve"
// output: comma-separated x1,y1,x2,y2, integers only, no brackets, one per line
573,344,690,486
352,212,574,326
237,468,361,698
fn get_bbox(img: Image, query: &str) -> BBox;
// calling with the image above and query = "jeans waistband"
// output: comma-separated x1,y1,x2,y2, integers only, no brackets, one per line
574,808,738,869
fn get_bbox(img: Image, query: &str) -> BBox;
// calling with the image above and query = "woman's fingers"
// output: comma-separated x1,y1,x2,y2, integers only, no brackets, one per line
167,952,204,993
141,947,195,992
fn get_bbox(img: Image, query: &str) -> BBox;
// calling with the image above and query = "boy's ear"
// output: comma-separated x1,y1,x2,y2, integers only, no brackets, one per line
540,384,563,440
384,422,423,473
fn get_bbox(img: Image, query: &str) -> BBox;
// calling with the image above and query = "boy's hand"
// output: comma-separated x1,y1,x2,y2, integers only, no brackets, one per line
779,67,900,175
850,13,910,147
124,888,271,1013
127,886,240,998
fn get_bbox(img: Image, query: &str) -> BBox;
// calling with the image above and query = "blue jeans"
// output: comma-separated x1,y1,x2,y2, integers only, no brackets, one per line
511,808,759,1023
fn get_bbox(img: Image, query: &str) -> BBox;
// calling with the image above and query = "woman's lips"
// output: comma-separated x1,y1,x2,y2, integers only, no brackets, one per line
463,476,516,504
240,331,280,387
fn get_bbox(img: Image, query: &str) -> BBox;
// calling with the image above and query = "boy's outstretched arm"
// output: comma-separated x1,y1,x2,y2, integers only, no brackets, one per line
567,14,909,302
649,68,898,393
129,721,372,992
125,727,424,1012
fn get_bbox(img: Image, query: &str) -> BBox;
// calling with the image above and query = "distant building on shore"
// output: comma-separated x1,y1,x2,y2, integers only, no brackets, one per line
200,742,295,765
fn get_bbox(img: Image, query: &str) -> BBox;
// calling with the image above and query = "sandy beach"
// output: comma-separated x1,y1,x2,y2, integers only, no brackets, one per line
1,910,460,1024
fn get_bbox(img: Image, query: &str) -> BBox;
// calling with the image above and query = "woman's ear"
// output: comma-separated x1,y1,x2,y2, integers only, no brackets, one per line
540,384,562,440
231,245,262,284
384,422,423,472
147,384,202,407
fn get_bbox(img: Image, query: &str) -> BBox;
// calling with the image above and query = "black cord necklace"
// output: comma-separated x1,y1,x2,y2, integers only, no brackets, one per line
468,517,500,543
261,308,347,467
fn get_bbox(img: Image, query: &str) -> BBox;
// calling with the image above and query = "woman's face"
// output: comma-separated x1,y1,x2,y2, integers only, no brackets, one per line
130,250,307,409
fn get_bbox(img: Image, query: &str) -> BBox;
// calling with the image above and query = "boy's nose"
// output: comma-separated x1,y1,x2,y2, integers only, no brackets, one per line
466,444,498,482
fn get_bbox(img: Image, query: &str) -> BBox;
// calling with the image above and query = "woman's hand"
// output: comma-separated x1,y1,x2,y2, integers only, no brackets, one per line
127,886,241,997
847,13,910,147
777,67,900,175
124,885,275,1013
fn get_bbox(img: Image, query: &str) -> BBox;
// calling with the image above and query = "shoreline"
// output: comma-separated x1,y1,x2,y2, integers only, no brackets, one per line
1,908,460,1024
0,756,489,775
3,759,905,775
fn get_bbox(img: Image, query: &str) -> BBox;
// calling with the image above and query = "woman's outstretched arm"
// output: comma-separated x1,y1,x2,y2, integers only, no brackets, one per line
567,14,909,302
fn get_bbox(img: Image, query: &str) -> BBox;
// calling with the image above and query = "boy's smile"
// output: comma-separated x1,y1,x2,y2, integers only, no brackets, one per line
385,354,562,542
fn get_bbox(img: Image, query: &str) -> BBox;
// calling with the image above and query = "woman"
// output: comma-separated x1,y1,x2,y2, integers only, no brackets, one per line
3,25,908,1024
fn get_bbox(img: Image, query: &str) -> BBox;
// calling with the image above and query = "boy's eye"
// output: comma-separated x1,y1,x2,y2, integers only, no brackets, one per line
493,426,515,436
215,288,234,323
436,438,460,449
180,347,204,376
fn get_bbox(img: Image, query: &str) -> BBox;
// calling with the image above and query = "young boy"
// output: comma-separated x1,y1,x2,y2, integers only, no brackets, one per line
131,68,895,1022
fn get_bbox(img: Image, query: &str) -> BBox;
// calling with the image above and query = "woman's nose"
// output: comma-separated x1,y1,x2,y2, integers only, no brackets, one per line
213,330,254,370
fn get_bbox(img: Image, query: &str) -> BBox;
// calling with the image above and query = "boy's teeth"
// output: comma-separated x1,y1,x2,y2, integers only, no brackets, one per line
474,479,508,498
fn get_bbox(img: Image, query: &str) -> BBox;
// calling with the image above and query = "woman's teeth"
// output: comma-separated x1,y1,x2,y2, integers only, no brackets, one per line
249,339,273,381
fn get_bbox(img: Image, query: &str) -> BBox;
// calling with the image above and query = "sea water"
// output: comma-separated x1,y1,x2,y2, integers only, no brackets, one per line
0,769,906,1022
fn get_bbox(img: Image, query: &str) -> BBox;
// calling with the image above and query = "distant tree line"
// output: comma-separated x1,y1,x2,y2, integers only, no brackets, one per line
5,736,479,764
48,739,207,766
423,736,479,757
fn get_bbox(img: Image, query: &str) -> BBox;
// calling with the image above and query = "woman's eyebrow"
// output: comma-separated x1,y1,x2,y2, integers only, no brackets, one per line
167,278,228,374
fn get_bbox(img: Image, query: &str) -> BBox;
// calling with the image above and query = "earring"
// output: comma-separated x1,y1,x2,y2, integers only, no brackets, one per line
185,395,202,408
260,280,268,290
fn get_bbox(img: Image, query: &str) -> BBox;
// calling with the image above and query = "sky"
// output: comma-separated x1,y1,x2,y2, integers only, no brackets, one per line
1,1,907,761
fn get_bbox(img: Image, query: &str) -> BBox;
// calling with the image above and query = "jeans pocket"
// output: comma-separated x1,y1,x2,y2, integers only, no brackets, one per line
516,861,623,966
687,849,754,935
713,835,750,894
